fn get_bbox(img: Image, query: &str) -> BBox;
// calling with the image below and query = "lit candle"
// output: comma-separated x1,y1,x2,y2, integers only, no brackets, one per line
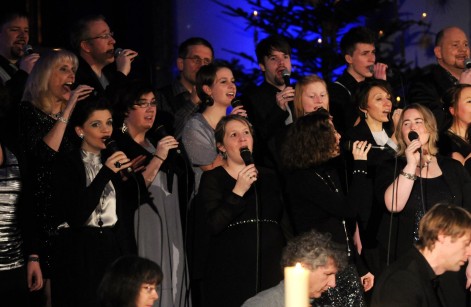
284,262,309,307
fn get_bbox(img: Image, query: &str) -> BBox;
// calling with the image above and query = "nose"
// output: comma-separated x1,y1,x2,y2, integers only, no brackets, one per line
328,275,336,288
109,36,116,45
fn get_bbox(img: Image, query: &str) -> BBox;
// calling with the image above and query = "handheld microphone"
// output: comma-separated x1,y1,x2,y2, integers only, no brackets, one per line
465,58,471,70
104,137,133,173
153,125,181,154
282,69,291,87
240,147,254,165
114,48,123,57
343,140,386,152
23,44,34,56
368,65,375,74
408,131,421,153
231,98,243,108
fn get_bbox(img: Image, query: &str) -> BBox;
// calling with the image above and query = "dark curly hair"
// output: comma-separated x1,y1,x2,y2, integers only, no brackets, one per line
281,109,337,170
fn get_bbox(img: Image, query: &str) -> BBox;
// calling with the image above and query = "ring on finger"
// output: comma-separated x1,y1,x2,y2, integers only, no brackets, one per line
114,161,122,168
356,146,361,149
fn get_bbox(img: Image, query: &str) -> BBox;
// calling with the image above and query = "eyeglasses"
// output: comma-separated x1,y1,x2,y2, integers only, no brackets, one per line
84,32,114,41
141,285,158,294
134,100,157,108
183,56,212,66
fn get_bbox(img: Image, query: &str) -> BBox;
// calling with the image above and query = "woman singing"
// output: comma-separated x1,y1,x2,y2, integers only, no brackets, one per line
197,115,285,307
281,109,373,306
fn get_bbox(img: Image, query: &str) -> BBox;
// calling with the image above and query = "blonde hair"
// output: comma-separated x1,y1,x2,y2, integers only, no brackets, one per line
293,74,328,120
22,49,79,114
394,104,439,156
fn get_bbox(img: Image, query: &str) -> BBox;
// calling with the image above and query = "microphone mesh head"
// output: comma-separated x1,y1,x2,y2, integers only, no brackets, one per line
408,131,419,141
114,48,123,57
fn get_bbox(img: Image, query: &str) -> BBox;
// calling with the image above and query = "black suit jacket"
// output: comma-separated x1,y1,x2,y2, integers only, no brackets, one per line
371,247,444,307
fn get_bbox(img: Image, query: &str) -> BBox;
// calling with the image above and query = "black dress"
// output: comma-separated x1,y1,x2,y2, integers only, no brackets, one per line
284,160,370,306
197,166,285,307
439,130,471,174
18,101,78,277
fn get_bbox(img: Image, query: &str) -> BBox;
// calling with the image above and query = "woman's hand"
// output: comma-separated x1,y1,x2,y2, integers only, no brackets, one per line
404,138,422,167
105,151,131,173
66,85,94,109
154,136,179,161
232,164,258,196
27,255,43,291
351,140,371,161
361,272,374,292
391,108,403,131
230,105,247,117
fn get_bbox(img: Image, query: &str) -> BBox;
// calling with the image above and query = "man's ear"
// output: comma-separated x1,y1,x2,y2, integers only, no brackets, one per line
80,40,91,53
259,62,266,72
177,57,184,72
345,54,353,65
434,46,442,61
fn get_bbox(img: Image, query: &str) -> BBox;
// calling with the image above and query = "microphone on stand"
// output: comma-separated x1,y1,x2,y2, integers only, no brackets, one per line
282,69,291,87
240,147,254,165
408,131,421,153
104,137,133,174
342,140,387,152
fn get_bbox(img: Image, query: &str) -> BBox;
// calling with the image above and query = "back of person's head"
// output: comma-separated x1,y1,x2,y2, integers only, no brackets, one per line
281,108,335,170
0,10,28,30
195,62,231,107
355,79,393,112
255,35,291,64
281,230,347,271
22,49,78,113
178,37,214,59
98,255,163,307
416,203,471,251
70,14,106,51
340,26,376,56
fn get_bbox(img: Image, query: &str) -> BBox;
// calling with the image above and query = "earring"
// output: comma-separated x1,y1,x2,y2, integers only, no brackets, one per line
221,151,227,159
121,122,128,133
364,112,368,119
79,133,84,139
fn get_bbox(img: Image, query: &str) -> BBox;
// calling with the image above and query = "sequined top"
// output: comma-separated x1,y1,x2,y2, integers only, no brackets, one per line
0,146,24,270
18,101,77,276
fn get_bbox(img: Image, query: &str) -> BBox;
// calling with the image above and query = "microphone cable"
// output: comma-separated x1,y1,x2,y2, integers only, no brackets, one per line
386,156,399,266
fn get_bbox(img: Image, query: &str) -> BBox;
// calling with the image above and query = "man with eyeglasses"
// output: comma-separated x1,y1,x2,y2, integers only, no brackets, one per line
70,14,138,99
0,10,39,103
156,37,214,139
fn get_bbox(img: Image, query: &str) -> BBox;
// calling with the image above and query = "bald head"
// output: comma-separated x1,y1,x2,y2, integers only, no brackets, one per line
434,26,470,78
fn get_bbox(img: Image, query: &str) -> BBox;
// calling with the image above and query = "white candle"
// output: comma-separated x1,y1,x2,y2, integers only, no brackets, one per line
284,262,309,307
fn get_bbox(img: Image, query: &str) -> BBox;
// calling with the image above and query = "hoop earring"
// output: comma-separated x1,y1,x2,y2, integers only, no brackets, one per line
205,96,214,107
121,122,128,133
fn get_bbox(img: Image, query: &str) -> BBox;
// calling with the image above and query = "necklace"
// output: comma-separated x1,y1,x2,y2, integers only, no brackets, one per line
314,170,351,257
416,155,433,169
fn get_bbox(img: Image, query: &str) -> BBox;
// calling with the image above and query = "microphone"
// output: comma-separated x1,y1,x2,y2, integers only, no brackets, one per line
408,131,421,153
368,65,374,74
114,48,123,57
282,69,291,87
231,98,243,108
342,140,386,152
104,137,133,173
23,44,34,56
153,125,181,154
465,58,471,70
240,147,254,165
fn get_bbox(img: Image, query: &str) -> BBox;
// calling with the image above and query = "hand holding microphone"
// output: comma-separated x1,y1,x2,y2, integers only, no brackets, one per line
19,44,40,74
233,147,257,196
276,69,295,110
459,59,471,84
114,48,138,76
